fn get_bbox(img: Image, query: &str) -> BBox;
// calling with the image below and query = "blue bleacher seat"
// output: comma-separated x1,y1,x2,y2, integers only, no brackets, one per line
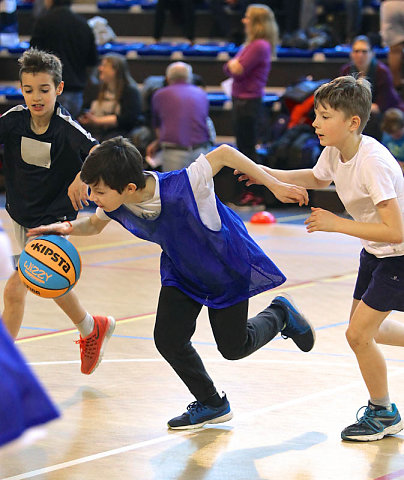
7,41,29,54
207,92,279,107
322,46,351,58
137,42,188,56
16,0,33,9
276,47,315,59
97,42,144,55
97,0,137,10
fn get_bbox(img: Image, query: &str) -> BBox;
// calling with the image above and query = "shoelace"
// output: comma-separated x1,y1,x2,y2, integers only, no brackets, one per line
355,405,385,431
186,401,206,414
75,335,97,358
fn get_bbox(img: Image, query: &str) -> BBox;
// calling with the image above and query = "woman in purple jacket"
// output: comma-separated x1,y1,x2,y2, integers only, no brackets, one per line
223,4,278,206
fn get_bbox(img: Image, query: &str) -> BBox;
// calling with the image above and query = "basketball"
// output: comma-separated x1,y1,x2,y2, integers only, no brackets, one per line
18,235,82,298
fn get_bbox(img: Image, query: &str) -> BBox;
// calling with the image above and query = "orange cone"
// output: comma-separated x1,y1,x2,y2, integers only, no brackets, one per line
250,211,276,224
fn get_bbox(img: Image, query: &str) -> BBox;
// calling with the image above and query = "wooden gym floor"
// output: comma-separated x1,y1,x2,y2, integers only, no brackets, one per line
1,206,404,480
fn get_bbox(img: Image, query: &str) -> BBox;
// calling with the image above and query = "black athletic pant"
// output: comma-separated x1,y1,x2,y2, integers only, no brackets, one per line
154,286,285,402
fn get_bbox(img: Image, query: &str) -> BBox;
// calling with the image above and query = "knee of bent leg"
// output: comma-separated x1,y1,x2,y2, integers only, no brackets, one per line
4,273,27,304
217,344,245,361
345,326,368,352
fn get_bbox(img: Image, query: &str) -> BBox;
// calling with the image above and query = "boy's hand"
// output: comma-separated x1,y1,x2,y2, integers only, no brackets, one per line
271,182,309,206
234,169,260,187
27,221,73,238
68,173,89,211
304,207,339,233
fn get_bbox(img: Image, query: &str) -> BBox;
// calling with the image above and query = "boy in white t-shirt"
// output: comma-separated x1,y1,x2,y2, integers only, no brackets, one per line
237,75,404,442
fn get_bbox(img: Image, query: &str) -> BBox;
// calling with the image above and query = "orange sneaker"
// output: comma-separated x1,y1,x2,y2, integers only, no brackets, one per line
76,316,116,374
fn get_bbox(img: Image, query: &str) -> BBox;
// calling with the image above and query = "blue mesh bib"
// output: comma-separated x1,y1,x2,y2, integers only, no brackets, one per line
106,169,286,307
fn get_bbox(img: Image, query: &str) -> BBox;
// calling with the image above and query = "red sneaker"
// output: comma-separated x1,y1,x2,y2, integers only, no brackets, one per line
76,316,116,375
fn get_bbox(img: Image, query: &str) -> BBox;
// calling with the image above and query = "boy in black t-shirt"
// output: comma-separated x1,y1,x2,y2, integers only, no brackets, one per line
0,48,115,375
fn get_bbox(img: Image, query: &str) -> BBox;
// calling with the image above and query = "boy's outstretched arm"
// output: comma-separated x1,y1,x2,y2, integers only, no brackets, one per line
235,166,331,190
207,144,309,206
27,214,110,238
305,199,404,244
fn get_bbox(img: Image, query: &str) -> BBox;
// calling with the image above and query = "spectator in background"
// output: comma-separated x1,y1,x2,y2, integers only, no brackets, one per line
223,3,278,207
30,0,98,118
380,0,404,92
154,0,196,43
300,0,363,45
340,35,404,140
78,54,142,143
381,107,404,172
146,62,213,172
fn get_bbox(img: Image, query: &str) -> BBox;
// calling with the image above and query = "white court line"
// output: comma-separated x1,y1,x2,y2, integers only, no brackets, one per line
4,364,404,480
28,357,361,369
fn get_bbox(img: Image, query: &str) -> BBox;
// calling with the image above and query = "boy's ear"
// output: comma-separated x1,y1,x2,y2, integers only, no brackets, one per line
350,115,361,132
126,183,138,194
56,81,64,96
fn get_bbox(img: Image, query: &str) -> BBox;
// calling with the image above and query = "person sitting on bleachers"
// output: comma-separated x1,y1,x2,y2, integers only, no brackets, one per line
145,62,213,172
381,107,404,173
340,35,404,140
78,54,143,143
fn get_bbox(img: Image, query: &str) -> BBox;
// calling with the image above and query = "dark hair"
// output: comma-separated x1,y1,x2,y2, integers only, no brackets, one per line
351,35,372,49
18,48,63,87
381,108,404,135
81,136,146,193
314,75,372,133
98,54,137,104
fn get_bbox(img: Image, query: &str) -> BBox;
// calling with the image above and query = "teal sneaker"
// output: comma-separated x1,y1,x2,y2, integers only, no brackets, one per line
271,293,315,352
168,394,233,430
341,403,403,441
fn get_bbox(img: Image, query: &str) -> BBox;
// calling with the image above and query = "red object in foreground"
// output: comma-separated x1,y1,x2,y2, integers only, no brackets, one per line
250,211,276,224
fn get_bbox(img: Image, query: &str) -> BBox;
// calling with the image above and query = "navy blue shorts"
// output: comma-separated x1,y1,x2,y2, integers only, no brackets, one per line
353,249,404,312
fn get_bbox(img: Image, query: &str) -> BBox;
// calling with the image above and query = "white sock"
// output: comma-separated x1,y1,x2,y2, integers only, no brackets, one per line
370,394,392,411
76,313,94,338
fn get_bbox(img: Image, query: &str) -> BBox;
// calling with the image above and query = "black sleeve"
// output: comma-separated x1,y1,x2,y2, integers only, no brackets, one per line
68,124,99,161
116,84,142,131
0,113,11,144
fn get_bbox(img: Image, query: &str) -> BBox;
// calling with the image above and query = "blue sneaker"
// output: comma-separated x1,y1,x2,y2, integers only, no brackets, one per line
271,293,315,352
341,403,403,441
168,394,233,430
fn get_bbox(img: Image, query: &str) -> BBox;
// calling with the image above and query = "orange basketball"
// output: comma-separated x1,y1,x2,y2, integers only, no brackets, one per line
18,235,82,298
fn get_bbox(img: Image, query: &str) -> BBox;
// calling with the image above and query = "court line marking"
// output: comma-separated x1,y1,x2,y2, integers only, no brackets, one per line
374,468,404,480
15,313,155,344
4,366,404,480
15,270,356,344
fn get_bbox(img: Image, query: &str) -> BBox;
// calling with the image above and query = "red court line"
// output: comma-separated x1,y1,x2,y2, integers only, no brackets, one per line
373,469,404,480
16,311,156,341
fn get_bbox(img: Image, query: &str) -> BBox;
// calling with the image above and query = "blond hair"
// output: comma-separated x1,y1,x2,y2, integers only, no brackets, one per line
246,4,279,50
314,75,372,133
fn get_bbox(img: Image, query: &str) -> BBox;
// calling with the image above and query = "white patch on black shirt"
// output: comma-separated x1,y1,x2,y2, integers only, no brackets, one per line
21,137,52,169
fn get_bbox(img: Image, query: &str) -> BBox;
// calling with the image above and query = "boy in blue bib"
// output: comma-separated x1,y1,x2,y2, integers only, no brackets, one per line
29,136,315,429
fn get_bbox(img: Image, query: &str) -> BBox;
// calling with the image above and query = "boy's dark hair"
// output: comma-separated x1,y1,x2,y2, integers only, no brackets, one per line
381,108,404,135
18,48,63,87
81,136,146,193
314,75,372,133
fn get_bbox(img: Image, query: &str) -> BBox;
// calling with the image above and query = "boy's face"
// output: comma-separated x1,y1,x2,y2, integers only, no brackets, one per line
21,72,63,123
312,103,359,149
88,180,126,212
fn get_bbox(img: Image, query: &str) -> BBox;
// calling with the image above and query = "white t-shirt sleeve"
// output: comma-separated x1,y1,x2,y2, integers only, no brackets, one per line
186,154,222,231
361,156,398,205
95,207,111,221
0,229,13,278
312,147,335,182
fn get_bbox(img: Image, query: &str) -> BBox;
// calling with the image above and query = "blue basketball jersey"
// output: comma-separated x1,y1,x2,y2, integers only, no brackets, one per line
106,169,286,308
0,319,59,446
